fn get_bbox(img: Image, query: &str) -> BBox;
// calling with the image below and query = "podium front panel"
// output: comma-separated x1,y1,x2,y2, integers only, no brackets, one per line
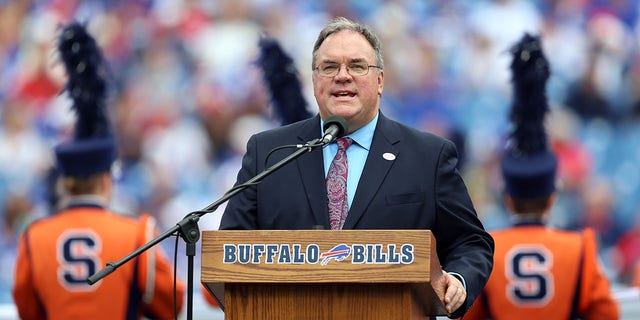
201,230,446,319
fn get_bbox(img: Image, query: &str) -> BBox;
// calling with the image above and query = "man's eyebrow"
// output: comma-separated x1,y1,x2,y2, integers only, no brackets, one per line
318,57,368,64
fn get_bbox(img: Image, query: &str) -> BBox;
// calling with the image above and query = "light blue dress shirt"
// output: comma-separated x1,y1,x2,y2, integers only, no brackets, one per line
321,113,378,208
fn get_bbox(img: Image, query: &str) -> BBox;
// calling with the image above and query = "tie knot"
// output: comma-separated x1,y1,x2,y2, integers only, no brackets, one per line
336,137,352,151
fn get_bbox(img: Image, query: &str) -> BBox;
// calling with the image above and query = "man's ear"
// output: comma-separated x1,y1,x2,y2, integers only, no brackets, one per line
377,70,384,96
99,172,113,196
545,193,557,212
503,194,515,212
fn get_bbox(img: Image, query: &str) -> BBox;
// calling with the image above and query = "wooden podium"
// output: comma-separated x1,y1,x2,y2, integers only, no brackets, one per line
201,230,447,320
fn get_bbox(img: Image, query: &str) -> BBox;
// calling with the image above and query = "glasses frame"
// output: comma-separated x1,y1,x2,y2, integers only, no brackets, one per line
314,62,382,77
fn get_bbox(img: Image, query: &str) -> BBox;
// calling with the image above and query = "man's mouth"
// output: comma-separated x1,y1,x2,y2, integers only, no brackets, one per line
332,91,356,97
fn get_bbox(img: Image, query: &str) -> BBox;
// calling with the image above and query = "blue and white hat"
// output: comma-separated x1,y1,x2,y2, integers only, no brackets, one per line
54,22,116,178
501,33,557,199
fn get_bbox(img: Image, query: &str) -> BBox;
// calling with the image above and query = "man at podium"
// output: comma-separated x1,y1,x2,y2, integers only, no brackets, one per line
219,16,494,318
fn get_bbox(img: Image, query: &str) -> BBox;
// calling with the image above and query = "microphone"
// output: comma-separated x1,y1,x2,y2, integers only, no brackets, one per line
321,116,348,144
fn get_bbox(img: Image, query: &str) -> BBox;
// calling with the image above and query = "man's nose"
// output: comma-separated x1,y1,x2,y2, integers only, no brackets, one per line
334,65,352,81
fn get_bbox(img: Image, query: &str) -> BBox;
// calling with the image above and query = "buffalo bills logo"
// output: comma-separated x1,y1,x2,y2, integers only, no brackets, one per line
320,244,351,265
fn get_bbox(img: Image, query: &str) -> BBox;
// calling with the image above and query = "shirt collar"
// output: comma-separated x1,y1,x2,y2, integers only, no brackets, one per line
320,112,378,150
510,213,547,226
60,195,108,210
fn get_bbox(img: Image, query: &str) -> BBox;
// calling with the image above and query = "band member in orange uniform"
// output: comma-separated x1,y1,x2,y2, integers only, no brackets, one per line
465,34,619,320
12,22,184,320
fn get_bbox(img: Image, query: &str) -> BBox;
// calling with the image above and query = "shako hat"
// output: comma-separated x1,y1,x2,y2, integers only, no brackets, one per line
54,22,116,178
501,33,557,199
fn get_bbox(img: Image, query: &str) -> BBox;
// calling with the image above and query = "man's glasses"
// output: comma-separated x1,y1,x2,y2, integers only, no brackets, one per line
314,62,381,77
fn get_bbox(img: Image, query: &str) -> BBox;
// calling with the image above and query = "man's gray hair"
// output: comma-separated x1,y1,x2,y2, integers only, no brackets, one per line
312,17,384,71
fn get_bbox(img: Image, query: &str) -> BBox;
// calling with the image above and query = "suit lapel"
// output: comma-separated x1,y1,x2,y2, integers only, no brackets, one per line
343,114,400,229
295,115,330,229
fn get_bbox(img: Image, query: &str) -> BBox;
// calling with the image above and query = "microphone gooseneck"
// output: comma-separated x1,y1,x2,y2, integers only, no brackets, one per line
321,116,348,144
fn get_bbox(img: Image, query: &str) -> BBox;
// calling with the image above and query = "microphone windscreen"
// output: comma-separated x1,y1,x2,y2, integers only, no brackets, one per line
323,116,348,138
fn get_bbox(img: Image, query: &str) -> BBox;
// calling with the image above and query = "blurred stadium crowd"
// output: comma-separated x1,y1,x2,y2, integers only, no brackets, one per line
2,0,640,309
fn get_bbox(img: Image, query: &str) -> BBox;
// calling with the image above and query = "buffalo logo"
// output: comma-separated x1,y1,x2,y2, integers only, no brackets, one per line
320,244,351,265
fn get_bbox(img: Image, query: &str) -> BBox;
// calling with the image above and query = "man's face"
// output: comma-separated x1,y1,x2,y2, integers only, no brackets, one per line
312,30,384,133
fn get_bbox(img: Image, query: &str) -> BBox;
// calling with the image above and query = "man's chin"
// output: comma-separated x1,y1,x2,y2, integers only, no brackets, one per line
328,105,358,119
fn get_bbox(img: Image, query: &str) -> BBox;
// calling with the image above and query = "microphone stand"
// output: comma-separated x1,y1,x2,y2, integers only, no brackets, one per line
87,138,325,320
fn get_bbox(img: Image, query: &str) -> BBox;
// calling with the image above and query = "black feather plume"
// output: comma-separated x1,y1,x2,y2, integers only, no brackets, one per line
58,22,111,140
507,33,551,156
257,36,311,125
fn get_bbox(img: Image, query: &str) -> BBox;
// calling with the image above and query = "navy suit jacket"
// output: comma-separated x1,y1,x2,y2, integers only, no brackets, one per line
220,113,494,316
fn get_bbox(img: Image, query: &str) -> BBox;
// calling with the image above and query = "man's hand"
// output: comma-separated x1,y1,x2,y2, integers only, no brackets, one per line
433,270,467,316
